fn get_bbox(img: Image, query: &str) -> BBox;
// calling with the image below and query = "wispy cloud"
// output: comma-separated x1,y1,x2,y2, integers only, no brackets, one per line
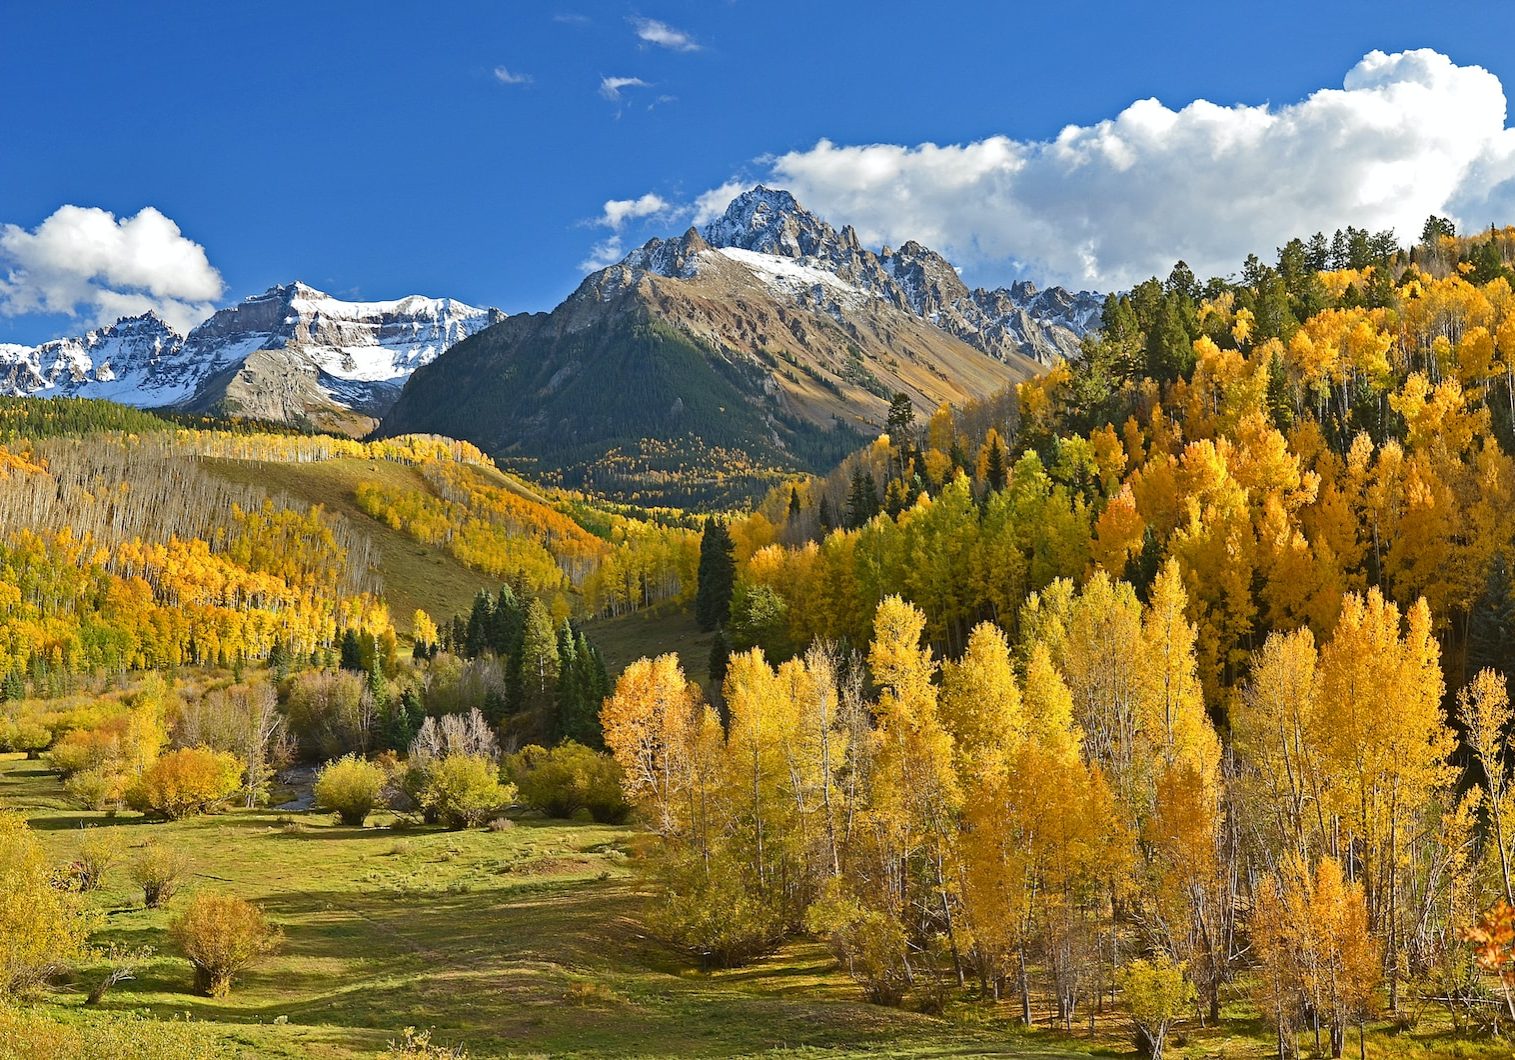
631,17,700,52
577,193,677,272
492,66,533,86
599,75,651,102
579,238,629,272
553,12,590,24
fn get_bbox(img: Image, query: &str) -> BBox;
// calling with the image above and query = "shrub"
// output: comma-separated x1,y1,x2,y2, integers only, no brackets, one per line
649,852,785,969
313,754,388,826
0,719,52,759
505,742,630,824
283,670,374,759
415,754,515,830
169,892,281,998
805,882,910,1006
72,829,125,892
63,767,127,813
383,1027,470,1058
0,812,90,996
129,841,192,908
1118,954,1195,1060
125,747,241,820
47,723,125,777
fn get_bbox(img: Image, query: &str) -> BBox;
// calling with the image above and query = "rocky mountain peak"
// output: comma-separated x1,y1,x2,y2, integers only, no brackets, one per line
700,184,840,259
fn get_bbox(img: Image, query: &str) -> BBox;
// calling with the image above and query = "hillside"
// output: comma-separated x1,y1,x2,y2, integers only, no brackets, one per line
379,188,1060,506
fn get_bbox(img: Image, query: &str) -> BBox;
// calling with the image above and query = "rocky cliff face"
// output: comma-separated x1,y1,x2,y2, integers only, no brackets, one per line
686,186,1103,365
0,283,500,432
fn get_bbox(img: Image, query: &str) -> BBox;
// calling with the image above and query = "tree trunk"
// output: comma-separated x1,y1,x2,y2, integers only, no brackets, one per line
1019,945,1032,1026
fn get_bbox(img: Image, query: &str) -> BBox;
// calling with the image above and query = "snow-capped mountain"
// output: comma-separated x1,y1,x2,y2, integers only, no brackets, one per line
663,186,1103,365
382,187,1057,505
0,283,501,430
0,313,187,405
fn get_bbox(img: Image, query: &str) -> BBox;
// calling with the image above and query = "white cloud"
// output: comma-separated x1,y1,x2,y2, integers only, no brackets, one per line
597,193,672,230
579,238,629,272
599,75,651,102
493,66,532,85
631,17,699,52
689,49,1515,291
576,194,675,271
0,205,224,334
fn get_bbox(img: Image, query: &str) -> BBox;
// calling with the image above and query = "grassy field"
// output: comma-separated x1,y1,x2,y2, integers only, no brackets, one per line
6,749,1513,1059
585,606,717,691
202,457,499,633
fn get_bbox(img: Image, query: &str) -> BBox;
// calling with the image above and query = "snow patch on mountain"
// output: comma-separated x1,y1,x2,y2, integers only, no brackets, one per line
712,247,878,308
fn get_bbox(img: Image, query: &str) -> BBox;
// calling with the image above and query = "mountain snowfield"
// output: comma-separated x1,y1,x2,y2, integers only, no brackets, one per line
0,282,499,428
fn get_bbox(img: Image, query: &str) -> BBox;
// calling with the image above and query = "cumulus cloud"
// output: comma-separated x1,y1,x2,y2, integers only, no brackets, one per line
690,49,1515,291
493,66,532,85
0,205,224,334
599,75,651,102
597,193,672,230
631,17,700,52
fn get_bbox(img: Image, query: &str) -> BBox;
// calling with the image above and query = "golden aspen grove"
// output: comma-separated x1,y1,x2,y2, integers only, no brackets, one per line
10,224,1515,1057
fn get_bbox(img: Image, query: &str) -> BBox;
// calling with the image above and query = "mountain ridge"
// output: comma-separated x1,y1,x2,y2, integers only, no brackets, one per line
379,186,1083,505
0,283,501,432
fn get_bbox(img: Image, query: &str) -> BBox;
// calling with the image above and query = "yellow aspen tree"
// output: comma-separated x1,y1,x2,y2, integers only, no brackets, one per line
939,621,1022,785
1139,559,1221,787
1233,628,1329,863
867,595,964,982
601,654,723,850
1458,668,1515,904
1317,590,1451,1010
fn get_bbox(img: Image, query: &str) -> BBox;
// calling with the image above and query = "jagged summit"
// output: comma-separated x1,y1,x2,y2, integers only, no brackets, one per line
601,185,1102,366
0,282,500,432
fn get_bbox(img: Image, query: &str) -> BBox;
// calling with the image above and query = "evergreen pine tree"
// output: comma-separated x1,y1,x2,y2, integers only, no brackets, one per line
695,520,736,632
268,638,291,683
0,669,22,702
464,590,493,658
518,598,561,741
984,437,1007,493
817,495,834,533
1470,553,1515,679
339,629,365,672
788,485,802,520
490,585,524,657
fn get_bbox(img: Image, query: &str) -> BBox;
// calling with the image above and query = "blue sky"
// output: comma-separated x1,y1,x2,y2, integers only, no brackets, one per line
6,1,1515,342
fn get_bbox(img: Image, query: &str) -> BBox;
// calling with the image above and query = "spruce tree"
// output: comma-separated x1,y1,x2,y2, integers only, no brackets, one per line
518,598,561,741
1470,553,1515,679
490,585,524,657
339,629,365,672
268,639,291,682
464,590,493,658
984,437,1007,493
695,520,736,632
